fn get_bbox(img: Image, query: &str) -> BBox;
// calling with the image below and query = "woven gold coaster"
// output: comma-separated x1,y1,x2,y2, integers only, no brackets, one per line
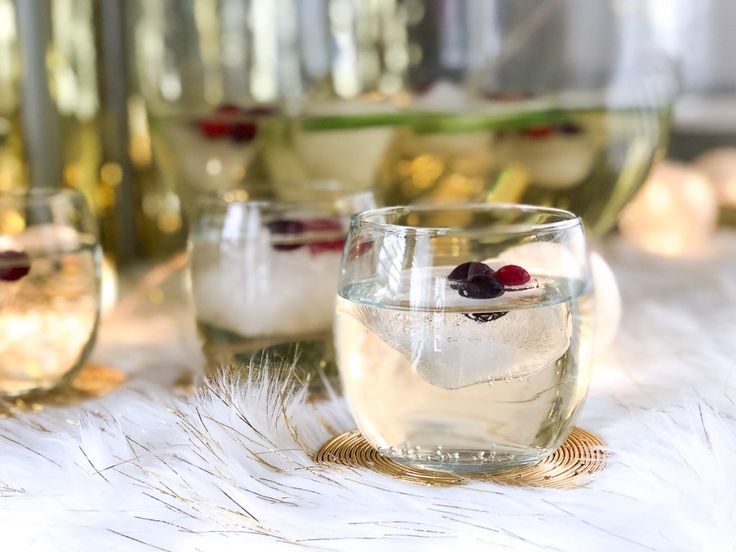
315,427,607,488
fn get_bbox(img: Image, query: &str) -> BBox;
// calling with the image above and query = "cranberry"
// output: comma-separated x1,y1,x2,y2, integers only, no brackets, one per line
559,122,583,135
448,261,504,299
230,122,258,143
453,276,504,299
0,250,31,282
447,261,493,281
266,219,306,251
495,264,531,287
196,104,272,143
463,312,508,323
197,118,231,139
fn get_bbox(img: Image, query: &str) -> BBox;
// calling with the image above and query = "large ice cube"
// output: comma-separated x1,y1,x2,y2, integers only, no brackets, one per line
355,287,571,390
191,234,341,338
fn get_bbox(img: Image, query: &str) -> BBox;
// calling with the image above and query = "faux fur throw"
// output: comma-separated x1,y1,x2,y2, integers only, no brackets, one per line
1,234,735,551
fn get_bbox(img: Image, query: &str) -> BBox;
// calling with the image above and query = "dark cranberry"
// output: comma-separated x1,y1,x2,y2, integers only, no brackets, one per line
452,275,504,299
559,122,583,136
495,264,531,286
448,261,504,299
447,261,493,281
463,312,508,323
230,122,258,143
521,125,556,139
0,250,31,282
227,105,275,143
266,219,306,251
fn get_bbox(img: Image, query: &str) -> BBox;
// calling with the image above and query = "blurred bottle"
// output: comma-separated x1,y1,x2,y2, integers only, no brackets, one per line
3,0,185,264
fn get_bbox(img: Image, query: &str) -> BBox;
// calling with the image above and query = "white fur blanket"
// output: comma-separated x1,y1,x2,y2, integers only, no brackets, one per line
1,234,735,552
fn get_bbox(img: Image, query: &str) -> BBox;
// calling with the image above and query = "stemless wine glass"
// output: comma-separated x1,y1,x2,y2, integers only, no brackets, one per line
335,203,593,472
0,189,101,397
190,189,374,388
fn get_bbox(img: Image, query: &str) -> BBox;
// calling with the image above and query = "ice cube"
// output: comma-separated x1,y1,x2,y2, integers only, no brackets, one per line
356,288,571,390
191,235,342,338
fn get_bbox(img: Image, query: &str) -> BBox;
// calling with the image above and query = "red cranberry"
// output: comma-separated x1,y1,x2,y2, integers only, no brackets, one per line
0,250,31,282
196,104,270,143
309,239,346,255
197,118,231,139
495,264,531,286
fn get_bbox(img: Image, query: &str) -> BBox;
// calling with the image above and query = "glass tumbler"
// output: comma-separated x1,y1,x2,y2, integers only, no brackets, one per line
0,189,101,397
190,191,374,388
335,204,593,472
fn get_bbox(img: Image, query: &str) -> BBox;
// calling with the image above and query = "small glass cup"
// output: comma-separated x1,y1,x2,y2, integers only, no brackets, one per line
190,190,375,388
335,203,593,472
0,189,101,397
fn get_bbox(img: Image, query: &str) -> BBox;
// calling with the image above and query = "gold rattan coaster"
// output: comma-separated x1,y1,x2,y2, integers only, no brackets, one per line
315,427,607,488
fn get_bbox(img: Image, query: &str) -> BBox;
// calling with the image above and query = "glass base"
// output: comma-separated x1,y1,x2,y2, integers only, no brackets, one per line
380,446,552,474
198,321,339,393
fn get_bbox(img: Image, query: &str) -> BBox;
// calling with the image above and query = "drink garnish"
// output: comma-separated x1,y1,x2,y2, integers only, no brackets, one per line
447,261,504,299
0,250,31,282
197,104,275,143
267,218,346,254
447,261,492,281
495,264,531,287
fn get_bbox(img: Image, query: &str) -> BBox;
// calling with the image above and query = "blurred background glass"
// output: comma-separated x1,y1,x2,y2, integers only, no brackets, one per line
190,189,374,388
1,0,735,262
0,188,100,397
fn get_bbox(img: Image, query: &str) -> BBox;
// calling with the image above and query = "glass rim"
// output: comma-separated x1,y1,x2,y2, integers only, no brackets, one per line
0,187,84,206
352,203,582,236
